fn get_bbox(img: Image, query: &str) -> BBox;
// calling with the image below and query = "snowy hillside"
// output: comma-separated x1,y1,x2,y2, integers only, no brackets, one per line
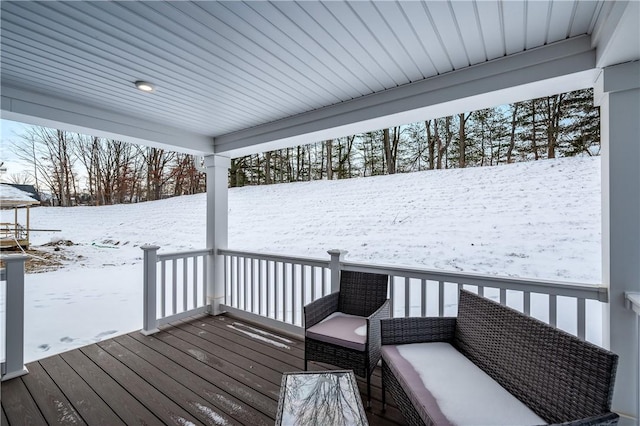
1,156,602,361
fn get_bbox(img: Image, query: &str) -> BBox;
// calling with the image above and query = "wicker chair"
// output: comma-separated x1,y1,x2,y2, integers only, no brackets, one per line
304,270,390,407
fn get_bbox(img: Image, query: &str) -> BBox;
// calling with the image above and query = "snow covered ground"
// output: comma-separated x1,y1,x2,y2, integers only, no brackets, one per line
1,156,602,362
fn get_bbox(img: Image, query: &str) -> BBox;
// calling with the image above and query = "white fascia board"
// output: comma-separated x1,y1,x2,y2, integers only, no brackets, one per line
1,85,214,155
592,1,640,69
214,36,597,157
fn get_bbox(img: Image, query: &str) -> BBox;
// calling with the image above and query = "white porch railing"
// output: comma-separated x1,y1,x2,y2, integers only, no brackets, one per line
219,249,333,333
0,254,28,381
141,246,212,335
219,249,609,345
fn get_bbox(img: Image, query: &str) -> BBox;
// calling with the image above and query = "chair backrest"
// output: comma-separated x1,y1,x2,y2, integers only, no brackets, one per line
338,270,389,317
454,290,618,423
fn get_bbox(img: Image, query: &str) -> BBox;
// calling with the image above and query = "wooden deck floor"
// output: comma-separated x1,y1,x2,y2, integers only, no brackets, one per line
2,314,406,425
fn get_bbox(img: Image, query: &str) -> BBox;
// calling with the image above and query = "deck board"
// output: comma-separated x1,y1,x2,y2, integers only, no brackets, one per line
2,314,405,425
110,334,271,425
2,405,9,426
20,361,86,425
2,374,48,425
39,355,125,425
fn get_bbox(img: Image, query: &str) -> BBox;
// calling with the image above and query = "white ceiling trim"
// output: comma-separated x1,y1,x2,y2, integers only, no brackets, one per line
214,36,597,156
1,85,214,154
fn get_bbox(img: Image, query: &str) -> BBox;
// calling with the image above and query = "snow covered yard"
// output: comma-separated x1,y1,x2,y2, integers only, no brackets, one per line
1,156,602,362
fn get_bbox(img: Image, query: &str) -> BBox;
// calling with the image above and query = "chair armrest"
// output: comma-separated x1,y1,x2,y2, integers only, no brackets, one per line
366,299,390,371
304,292,340,329
553,412,619,426
366,299,391,344
381,317,456,345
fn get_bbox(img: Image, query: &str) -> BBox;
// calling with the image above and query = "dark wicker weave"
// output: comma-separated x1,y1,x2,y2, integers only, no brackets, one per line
304,270,390,406
381,290,620,426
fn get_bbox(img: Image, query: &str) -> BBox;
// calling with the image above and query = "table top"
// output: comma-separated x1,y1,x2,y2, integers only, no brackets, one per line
275,370,369,426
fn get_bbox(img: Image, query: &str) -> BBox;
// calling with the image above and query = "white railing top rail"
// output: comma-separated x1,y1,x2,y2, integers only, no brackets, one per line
626,292,640,315
341,259,607,302
218,248,330,269
157,248,213,262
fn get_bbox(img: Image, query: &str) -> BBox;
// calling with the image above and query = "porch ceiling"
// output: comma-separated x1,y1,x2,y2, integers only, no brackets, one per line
1,1,637,156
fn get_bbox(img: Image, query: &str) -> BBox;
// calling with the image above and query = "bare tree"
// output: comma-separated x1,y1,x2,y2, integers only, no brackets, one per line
457,113,472,168
326,139,333,180
6,172,34,185
383,127,400,174
12,127,77,206
143,147,175,200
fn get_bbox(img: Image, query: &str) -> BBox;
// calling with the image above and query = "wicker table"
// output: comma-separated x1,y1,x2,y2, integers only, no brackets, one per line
275,370,369,426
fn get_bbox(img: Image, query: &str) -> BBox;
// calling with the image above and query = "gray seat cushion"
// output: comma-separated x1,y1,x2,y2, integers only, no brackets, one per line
306,312,367,351
382,342,547,425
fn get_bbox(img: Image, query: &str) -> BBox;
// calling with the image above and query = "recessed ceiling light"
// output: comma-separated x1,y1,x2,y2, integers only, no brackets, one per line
135,81,155,92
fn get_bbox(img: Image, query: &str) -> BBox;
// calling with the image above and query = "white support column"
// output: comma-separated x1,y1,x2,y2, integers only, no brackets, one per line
595,60,640,424
2,254,29,381
205,154,231,315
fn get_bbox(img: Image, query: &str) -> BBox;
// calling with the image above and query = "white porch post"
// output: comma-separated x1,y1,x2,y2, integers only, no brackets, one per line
595,61,640,424
205,154,231,315
328,249,347,293
1,254,29,381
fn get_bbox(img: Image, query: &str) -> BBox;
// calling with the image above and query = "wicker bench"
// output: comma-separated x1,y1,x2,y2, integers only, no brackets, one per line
380,290,619,425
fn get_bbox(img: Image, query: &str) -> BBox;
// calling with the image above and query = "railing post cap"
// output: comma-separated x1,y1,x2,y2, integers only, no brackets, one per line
141,244,161,251
327,249,347,258
0,254,30,262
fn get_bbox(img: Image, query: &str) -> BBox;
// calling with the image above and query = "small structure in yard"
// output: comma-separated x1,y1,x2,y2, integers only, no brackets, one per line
0,183,41,250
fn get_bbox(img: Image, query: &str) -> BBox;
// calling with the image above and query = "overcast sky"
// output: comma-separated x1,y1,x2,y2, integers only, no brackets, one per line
1,119,32,179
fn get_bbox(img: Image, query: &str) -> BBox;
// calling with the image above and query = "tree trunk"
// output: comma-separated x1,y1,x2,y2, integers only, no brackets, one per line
507,104,518,163
383,128,399,174
458,113,468,168
532,100,539,160
326,139,333,180
426,120,435,170
265,151,272,184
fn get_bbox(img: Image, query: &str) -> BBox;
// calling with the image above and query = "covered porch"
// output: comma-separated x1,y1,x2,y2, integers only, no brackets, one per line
2,1,639,423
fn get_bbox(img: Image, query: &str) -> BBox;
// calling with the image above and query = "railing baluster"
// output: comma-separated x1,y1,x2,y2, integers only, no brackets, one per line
500,288,507,305
275,261,280,321
301,265,307,325
230,255,236,308
266,260,272,318
292,263,297,325
549,294,558,327
438,281,445,317
283,262,289,323
524,291,531,315
577,298,586,340
192,256,198,309
161,260,166,317
477,285,484,297
172,258,177,315
256,259,261,315
183,258,188,312
404,276,410,317
223,254,229,305
244,256,249,311
322,267,327,296
421,279,426,317
390,275,395,317
203,253,208,307
311,266,316,301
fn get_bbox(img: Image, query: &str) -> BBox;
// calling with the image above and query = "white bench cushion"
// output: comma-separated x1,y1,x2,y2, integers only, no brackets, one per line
306,312,367,351
382,342,547,425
